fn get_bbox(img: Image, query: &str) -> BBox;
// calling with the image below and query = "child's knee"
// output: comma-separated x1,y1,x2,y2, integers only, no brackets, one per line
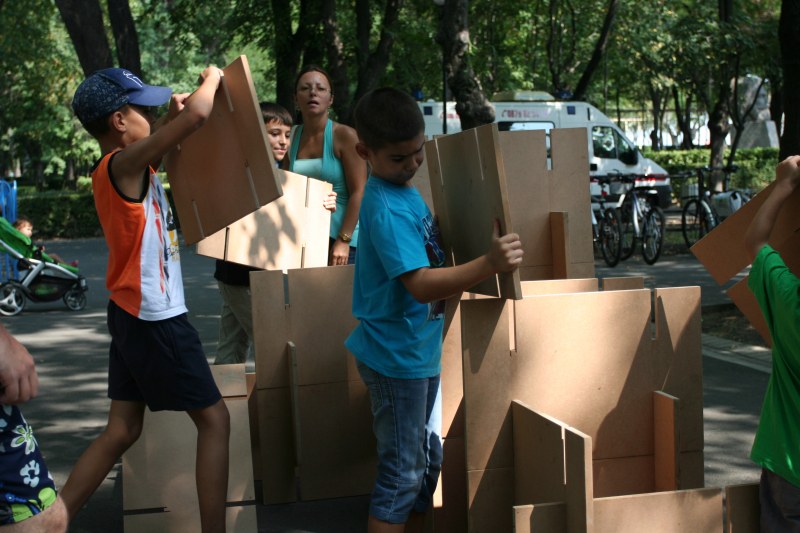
104,418,143,450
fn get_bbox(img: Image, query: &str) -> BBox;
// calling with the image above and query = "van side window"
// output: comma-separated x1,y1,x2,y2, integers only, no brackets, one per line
614,130,637,163
592,126,616,158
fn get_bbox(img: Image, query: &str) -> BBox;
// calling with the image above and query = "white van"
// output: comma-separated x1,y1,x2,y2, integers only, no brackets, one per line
419,92,672,207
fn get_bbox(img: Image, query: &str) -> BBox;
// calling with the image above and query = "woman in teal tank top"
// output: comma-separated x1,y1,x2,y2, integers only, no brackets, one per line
287,65,367,266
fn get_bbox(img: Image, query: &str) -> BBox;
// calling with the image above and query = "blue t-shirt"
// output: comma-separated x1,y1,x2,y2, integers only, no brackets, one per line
345,176,445,378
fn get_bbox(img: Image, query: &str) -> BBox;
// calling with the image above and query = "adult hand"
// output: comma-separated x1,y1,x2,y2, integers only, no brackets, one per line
330,239,351,266
0,325,38,405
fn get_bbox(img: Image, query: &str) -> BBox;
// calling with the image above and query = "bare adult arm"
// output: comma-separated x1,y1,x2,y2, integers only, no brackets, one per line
111,66,222,199
0,323,38,404
400,221,523,303
331,123,367,265
744,156,800,261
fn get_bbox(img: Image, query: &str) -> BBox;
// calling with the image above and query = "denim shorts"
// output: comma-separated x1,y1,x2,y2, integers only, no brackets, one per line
0,405,58,525
107,300,221,412
357,360,443,524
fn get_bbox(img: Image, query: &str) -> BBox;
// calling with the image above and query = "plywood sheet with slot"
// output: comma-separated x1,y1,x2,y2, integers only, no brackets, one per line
425,125,520,298
461,286,702,531
123,505,257,533
165,56,281,244
123,365,255,518
692,182,800,285
727,277,771,344
593,488,723,533
256,387,295,503
725,483,759,533
250,269,290,389
196,170,332,270
433,436,468,533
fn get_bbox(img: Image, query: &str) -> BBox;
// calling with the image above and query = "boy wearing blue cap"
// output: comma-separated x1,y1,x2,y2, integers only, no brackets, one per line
63,67,230,533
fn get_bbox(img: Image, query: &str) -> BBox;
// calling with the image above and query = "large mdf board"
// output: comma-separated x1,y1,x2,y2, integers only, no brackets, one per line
196,170,332,269
425,124,520,299
499,128,593,280
122,365,255,532
691,183,800,343
250,266,375,503
166,56,281,244
461,286,703,532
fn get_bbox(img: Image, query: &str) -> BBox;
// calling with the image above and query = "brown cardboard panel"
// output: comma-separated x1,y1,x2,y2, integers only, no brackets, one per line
250,269,290,389
679,450,706,490
433,436,468,533
592,456,655,497
426,125,521,299
725,483,759,533
245,373,260,481
550,212,571,279
653,288,704,453
256,387,296,504
520,278,598,297
593,488,724,533
653,391,679,491
565,428,593,533
294,381,376,500
414,156,435,213
601,276,645,291
165,56,281,244
123,505,257,533
727,277,771,345
691,182,800,285
462,287,703,527
441,297,464,438
286,266,357,385
549,128,593,265
512,402,568,506
123,398,254,511
196,170,332,270
513,503,567,533
466,468,515,533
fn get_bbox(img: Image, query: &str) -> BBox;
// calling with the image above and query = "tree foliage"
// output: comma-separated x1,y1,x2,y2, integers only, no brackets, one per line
0,0,788,188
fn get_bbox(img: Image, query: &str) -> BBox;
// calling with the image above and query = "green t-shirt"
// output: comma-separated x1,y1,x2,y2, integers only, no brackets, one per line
749,244,800,487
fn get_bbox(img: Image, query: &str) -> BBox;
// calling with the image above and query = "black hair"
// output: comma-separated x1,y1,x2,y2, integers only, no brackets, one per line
353,88,425,150
83,111,116,138
260,102,293,127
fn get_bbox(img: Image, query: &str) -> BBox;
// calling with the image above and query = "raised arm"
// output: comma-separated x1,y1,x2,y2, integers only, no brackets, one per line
0,323,38,404
400,221,523,303
111,66,223,198
744,155,800,261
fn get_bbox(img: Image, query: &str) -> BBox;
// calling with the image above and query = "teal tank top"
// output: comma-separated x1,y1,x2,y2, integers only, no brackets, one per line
289,119,358,245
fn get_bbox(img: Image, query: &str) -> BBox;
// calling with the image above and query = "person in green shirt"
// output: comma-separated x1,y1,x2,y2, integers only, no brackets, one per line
744,155,800,531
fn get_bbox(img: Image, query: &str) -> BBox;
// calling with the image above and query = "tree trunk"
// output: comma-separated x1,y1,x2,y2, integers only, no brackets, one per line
708,95,731,191
271,0,313,117
350,0,403,124
55,0,113,75
673,87,694,150
321,0,350,123
572,0,618,100
106,0,141,74
437,0,494,130
780,0,800,158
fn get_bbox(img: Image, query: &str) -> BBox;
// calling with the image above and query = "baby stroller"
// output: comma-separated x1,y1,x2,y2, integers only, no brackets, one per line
0,217,88,316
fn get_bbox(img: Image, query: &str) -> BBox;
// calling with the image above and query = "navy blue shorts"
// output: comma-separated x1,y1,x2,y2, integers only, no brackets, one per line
0,405,58,525
107,300,221,411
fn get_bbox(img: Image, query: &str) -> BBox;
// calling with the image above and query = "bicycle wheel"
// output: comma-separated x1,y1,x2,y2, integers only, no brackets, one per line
681,199,715,248
642,206,665,265
618,204,635,261
599,208,622,267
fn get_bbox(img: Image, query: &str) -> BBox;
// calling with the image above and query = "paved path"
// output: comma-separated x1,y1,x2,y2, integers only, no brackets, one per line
1,238,766,532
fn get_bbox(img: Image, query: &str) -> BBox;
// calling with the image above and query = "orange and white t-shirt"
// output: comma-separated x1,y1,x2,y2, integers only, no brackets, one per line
92,151,187,321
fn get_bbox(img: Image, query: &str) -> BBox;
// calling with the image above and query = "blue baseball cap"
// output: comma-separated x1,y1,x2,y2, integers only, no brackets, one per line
72,68,172,126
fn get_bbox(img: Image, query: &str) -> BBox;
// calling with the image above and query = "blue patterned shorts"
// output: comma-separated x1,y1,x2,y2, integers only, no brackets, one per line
0,405,57,525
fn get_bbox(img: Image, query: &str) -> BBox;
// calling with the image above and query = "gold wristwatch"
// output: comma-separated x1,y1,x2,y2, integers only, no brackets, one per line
338,231,352,243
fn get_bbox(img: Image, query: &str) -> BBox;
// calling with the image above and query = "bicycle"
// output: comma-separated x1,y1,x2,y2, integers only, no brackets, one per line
590,175,622,267
679,165,750,248
613,174,665,265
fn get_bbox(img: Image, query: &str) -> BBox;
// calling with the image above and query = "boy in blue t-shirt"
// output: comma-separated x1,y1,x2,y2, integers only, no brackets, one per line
744,155,800,531
346,87,523,532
